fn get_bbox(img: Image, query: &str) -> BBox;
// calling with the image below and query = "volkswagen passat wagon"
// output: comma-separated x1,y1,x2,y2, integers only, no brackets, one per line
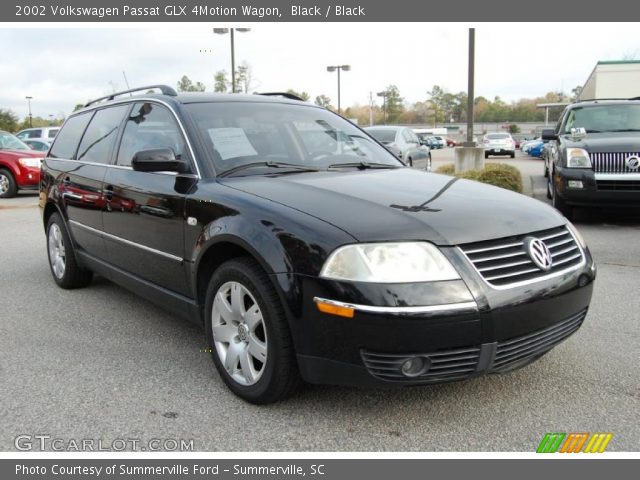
40,86,595,404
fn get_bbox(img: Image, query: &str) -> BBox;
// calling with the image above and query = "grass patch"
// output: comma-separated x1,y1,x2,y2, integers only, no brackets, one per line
435,163,523,193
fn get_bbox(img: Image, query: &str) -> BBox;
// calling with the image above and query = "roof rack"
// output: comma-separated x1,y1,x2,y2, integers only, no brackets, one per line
84,85,178,108
255,92,305,101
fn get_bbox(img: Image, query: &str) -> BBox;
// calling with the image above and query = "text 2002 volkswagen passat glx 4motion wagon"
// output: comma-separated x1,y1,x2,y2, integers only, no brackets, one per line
40,86,595,403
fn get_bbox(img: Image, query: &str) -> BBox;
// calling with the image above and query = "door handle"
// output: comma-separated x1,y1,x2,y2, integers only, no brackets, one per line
104,185,114,201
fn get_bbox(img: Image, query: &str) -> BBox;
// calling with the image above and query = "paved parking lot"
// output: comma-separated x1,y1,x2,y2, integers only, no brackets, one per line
1,158,638,451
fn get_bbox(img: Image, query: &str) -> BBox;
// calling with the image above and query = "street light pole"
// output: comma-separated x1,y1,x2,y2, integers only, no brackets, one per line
376,91,388,124
213,28,251,93
25,96,33,128
326,65,350,114
465,28,476,146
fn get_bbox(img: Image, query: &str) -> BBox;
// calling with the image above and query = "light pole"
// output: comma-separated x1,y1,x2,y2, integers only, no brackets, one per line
25,96,33,128
326,65,350,114
213,28,251,93
376,91,388,124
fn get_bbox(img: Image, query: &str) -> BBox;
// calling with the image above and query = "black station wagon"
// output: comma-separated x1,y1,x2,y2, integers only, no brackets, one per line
40,86,596,403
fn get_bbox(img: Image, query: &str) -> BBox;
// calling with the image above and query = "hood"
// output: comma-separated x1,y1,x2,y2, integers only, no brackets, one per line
0,149,44,159
563,131,640,152
219,168,565,245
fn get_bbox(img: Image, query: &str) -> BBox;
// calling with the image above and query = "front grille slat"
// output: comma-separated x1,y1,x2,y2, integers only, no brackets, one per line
490,309,587,372
592,152,640,173
460,226,583,288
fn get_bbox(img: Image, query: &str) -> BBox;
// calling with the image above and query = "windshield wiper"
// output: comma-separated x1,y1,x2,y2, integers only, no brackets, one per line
327,161,399,170
218,161,319,178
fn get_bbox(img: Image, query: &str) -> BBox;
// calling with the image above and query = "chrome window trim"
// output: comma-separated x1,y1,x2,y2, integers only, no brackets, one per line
45,157,182,176
313,297,478,315
68,220,183,263
458,226,586,290
49,98,201,179
594,173,640,180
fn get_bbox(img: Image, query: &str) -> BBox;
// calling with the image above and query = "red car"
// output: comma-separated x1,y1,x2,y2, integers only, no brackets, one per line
446,137,456,147
0,130,44,198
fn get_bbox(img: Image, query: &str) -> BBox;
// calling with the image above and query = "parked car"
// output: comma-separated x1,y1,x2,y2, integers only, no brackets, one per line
0,131,44,198
446,137,457,147
528,140,546,157
483,132,516,158
40,85,595,404
16,127,59,143
521,137,540,153
24,139,51,152
543,99,640,220
365,126,431,170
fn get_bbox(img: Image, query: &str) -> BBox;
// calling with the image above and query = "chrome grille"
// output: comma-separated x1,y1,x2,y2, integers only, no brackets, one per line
361,346,480,383
591,152,640,173
490,308,587,372
459,226,583,288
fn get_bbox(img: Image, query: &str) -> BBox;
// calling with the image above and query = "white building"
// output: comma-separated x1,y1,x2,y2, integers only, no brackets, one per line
579,60,640,100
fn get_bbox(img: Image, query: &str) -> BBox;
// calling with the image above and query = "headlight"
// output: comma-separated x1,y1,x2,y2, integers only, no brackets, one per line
320,242,460,283
566,148,591,168
566,221,587,250
18,157,41,168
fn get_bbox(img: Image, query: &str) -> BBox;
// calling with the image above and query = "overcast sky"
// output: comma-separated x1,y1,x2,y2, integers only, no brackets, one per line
1,23,639,120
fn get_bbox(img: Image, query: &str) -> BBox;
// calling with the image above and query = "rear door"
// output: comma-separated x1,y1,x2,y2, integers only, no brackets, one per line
102,101,194,296
46,106,128,258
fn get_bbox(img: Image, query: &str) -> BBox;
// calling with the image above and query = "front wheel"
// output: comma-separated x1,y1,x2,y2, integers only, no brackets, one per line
551,173,573,220
205,258,300,404
0,169,17,198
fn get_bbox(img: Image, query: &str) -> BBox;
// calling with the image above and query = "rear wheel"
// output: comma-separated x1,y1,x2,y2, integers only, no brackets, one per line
0,169,17,198
46,213,93,289
205,258,300,404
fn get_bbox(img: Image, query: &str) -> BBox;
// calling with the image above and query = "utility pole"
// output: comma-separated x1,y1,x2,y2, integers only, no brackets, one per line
25,96,33,128
465,28,475,147
369,92,373,126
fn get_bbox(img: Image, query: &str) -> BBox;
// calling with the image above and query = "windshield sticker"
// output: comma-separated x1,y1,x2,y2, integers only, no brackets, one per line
207,128,258,160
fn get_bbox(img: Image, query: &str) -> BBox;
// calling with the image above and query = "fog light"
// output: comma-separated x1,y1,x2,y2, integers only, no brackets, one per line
401,356,430,377
568,180,584,189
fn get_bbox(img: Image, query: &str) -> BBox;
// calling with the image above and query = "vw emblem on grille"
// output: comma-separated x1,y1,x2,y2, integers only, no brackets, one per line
625,155,640,170
524,237,553,272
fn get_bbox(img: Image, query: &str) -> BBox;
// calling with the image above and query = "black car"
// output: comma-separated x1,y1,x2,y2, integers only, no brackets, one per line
543,99,640,219
40,85,595,404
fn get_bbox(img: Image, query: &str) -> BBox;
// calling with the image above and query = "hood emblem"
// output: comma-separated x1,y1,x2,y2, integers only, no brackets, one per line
525,237,553,271
625,155,640,170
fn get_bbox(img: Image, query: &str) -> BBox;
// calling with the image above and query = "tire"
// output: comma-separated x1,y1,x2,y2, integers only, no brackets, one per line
0,168,18,198
46,213,93,289
544,161,549,178
551,172,573,220
205,257,300,404
510,151,515,159
427,154,432,172
408,157,413,167
546,172,553,199
484,152,489,159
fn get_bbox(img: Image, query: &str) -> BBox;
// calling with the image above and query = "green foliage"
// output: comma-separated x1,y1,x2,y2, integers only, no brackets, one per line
436,163,523,193
0,109,19,132
382,85,404,123
315,94,332,109
508,123,520,134
177,75,206,92
286,89,310,101
214,70,229,93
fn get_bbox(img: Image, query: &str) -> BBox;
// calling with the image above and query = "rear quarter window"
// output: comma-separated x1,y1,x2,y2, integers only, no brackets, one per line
49,113,93,159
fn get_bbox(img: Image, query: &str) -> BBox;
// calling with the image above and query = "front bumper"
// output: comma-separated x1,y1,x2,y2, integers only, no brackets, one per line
16,166,40,189
276,245,595,387
485,146,514,155
556,169,640,207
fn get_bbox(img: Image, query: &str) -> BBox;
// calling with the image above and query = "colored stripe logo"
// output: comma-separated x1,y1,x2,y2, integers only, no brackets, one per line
537,433,612,453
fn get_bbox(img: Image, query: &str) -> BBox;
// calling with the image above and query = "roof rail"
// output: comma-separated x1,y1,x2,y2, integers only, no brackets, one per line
576,97,640,102
84,85,178,108
255,92,305,101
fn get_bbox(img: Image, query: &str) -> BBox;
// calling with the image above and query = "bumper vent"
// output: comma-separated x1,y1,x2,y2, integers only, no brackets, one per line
591,152,640,173
361,346,481,383
596,179,640,191
459,226,583,288
490,308,588,373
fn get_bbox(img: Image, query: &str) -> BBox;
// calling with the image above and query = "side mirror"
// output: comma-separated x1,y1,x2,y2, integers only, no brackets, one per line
131,148,189,173
541,129,558,141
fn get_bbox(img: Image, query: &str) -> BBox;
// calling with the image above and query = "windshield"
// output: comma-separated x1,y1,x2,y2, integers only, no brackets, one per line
186,102,401,175
366,129,397,144
0,132,31,151
563,104,640,133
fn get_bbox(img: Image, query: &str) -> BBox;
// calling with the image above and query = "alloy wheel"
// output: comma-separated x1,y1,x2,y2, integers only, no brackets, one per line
211,281,268,386
0,173,9,195
48,223,66,279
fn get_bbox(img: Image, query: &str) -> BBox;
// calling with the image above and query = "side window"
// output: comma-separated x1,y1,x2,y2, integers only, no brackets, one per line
49,113,93,159
402,130,414,143
48,129,59,139
407,131,420,144
76,105,128,164
28,129,43,139
116,102,187,167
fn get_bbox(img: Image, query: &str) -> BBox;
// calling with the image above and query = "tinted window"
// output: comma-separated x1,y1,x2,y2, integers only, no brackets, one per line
116,102,187,167
487,133,509,139
48,129,59,138
77,105,128,164
49,113,93,159
27,129,42,138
